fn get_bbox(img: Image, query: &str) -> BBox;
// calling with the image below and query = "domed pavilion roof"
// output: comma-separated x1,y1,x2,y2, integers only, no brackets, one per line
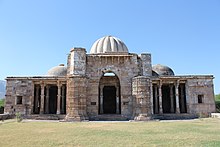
47,64,67,76
152,64,175,76
90,36,129,54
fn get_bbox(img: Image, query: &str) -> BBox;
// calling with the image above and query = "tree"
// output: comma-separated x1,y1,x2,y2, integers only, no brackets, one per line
215,94,220,112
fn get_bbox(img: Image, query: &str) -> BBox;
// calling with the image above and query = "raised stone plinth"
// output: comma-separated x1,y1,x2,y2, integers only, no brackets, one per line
65,115,88,122
211,113,220,118
134,113,151,121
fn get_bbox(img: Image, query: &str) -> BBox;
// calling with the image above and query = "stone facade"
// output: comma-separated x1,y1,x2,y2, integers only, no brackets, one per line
4,36,216,121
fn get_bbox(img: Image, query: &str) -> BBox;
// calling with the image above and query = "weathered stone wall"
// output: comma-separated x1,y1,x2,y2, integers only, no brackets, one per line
4,45,216,121
186,78,216,114
86,53,152,118
4,79,33,115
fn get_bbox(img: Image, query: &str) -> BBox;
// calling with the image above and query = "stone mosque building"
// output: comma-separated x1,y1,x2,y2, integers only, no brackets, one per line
4,36,216,121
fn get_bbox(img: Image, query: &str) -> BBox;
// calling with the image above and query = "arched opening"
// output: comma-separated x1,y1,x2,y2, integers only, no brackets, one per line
99,72,121,114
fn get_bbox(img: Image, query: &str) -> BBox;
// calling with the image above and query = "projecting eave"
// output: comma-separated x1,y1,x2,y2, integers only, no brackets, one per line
88,52,129,56
6,76,67,81
151,75,214,80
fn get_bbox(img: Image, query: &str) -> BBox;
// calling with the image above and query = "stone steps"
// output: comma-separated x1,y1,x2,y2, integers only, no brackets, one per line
90,114,129,121
26,114,66,120
152,114,198,120
23,114,202,121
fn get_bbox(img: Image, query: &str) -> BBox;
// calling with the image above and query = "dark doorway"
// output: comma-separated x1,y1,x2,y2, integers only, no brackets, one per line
33,85,41,114
162,85,171,113
103,86,116,114
61,85,67,114
162,85,176,113
179,84,187,113
153,84,159,114
49,86,57,114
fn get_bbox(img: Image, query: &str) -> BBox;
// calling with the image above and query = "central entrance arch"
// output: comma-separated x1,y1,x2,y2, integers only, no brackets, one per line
99,72,121,114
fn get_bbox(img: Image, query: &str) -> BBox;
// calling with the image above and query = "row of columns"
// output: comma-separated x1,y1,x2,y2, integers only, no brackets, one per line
34,82,66,114
152,80,186,114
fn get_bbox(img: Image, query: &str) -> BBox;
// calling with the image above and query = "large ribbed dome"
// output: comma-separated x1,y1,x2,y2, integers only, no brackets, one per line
47,64,67,76
152,64,175,76
90,36,129,54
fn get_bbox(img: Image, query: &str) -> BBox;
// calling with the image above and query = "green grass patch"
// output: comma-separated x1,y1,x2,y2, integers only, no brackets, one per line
0,118,220,147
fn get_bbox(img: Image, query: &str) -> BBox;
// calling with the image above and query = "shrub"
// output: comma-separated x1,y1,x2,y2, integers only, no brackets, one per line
198,112,209,118
0,99,5,107
16,112,23,122
0,106,4,114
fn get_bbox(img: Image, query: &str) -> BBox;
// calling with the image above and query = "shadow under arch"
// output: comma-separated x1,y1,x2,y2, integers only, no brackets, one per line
99,71,121,114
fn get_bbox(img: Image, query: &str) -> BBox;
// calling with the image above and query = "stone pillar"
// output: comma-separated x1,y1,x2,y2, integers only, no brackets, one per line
40,83,45,114
170,84,174,113
132,76,151,121
150,81,154,114
100,86,104,114
34,85,40,113
61,85,65,114
45,85,50,114
31,83,35,114
154,85,159,114
57,83,61,114
175,80,180,113
116,86,120,114
159,80,163,114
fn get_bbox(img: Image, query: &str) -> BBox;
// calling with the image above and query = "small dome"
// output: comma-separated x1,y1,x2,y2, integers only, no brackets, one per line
90,36,129,54
152,64,175,76
47,64,67,76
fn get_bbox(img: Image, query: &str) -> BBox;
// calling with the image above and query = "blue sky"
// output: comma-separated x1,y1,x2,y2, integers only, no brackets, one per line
0,0,220,93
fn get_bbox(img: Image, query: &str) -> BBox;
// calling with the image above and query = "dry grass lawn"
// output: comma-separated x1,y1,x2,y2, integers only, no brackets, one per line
0,118,220,147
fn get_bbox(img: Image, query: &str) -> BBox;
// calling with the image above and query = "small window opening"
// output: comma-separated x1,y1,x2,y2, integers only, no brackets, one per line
198,95,204,104
17,96,22,104
91,102,96,105
104,72,116,76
